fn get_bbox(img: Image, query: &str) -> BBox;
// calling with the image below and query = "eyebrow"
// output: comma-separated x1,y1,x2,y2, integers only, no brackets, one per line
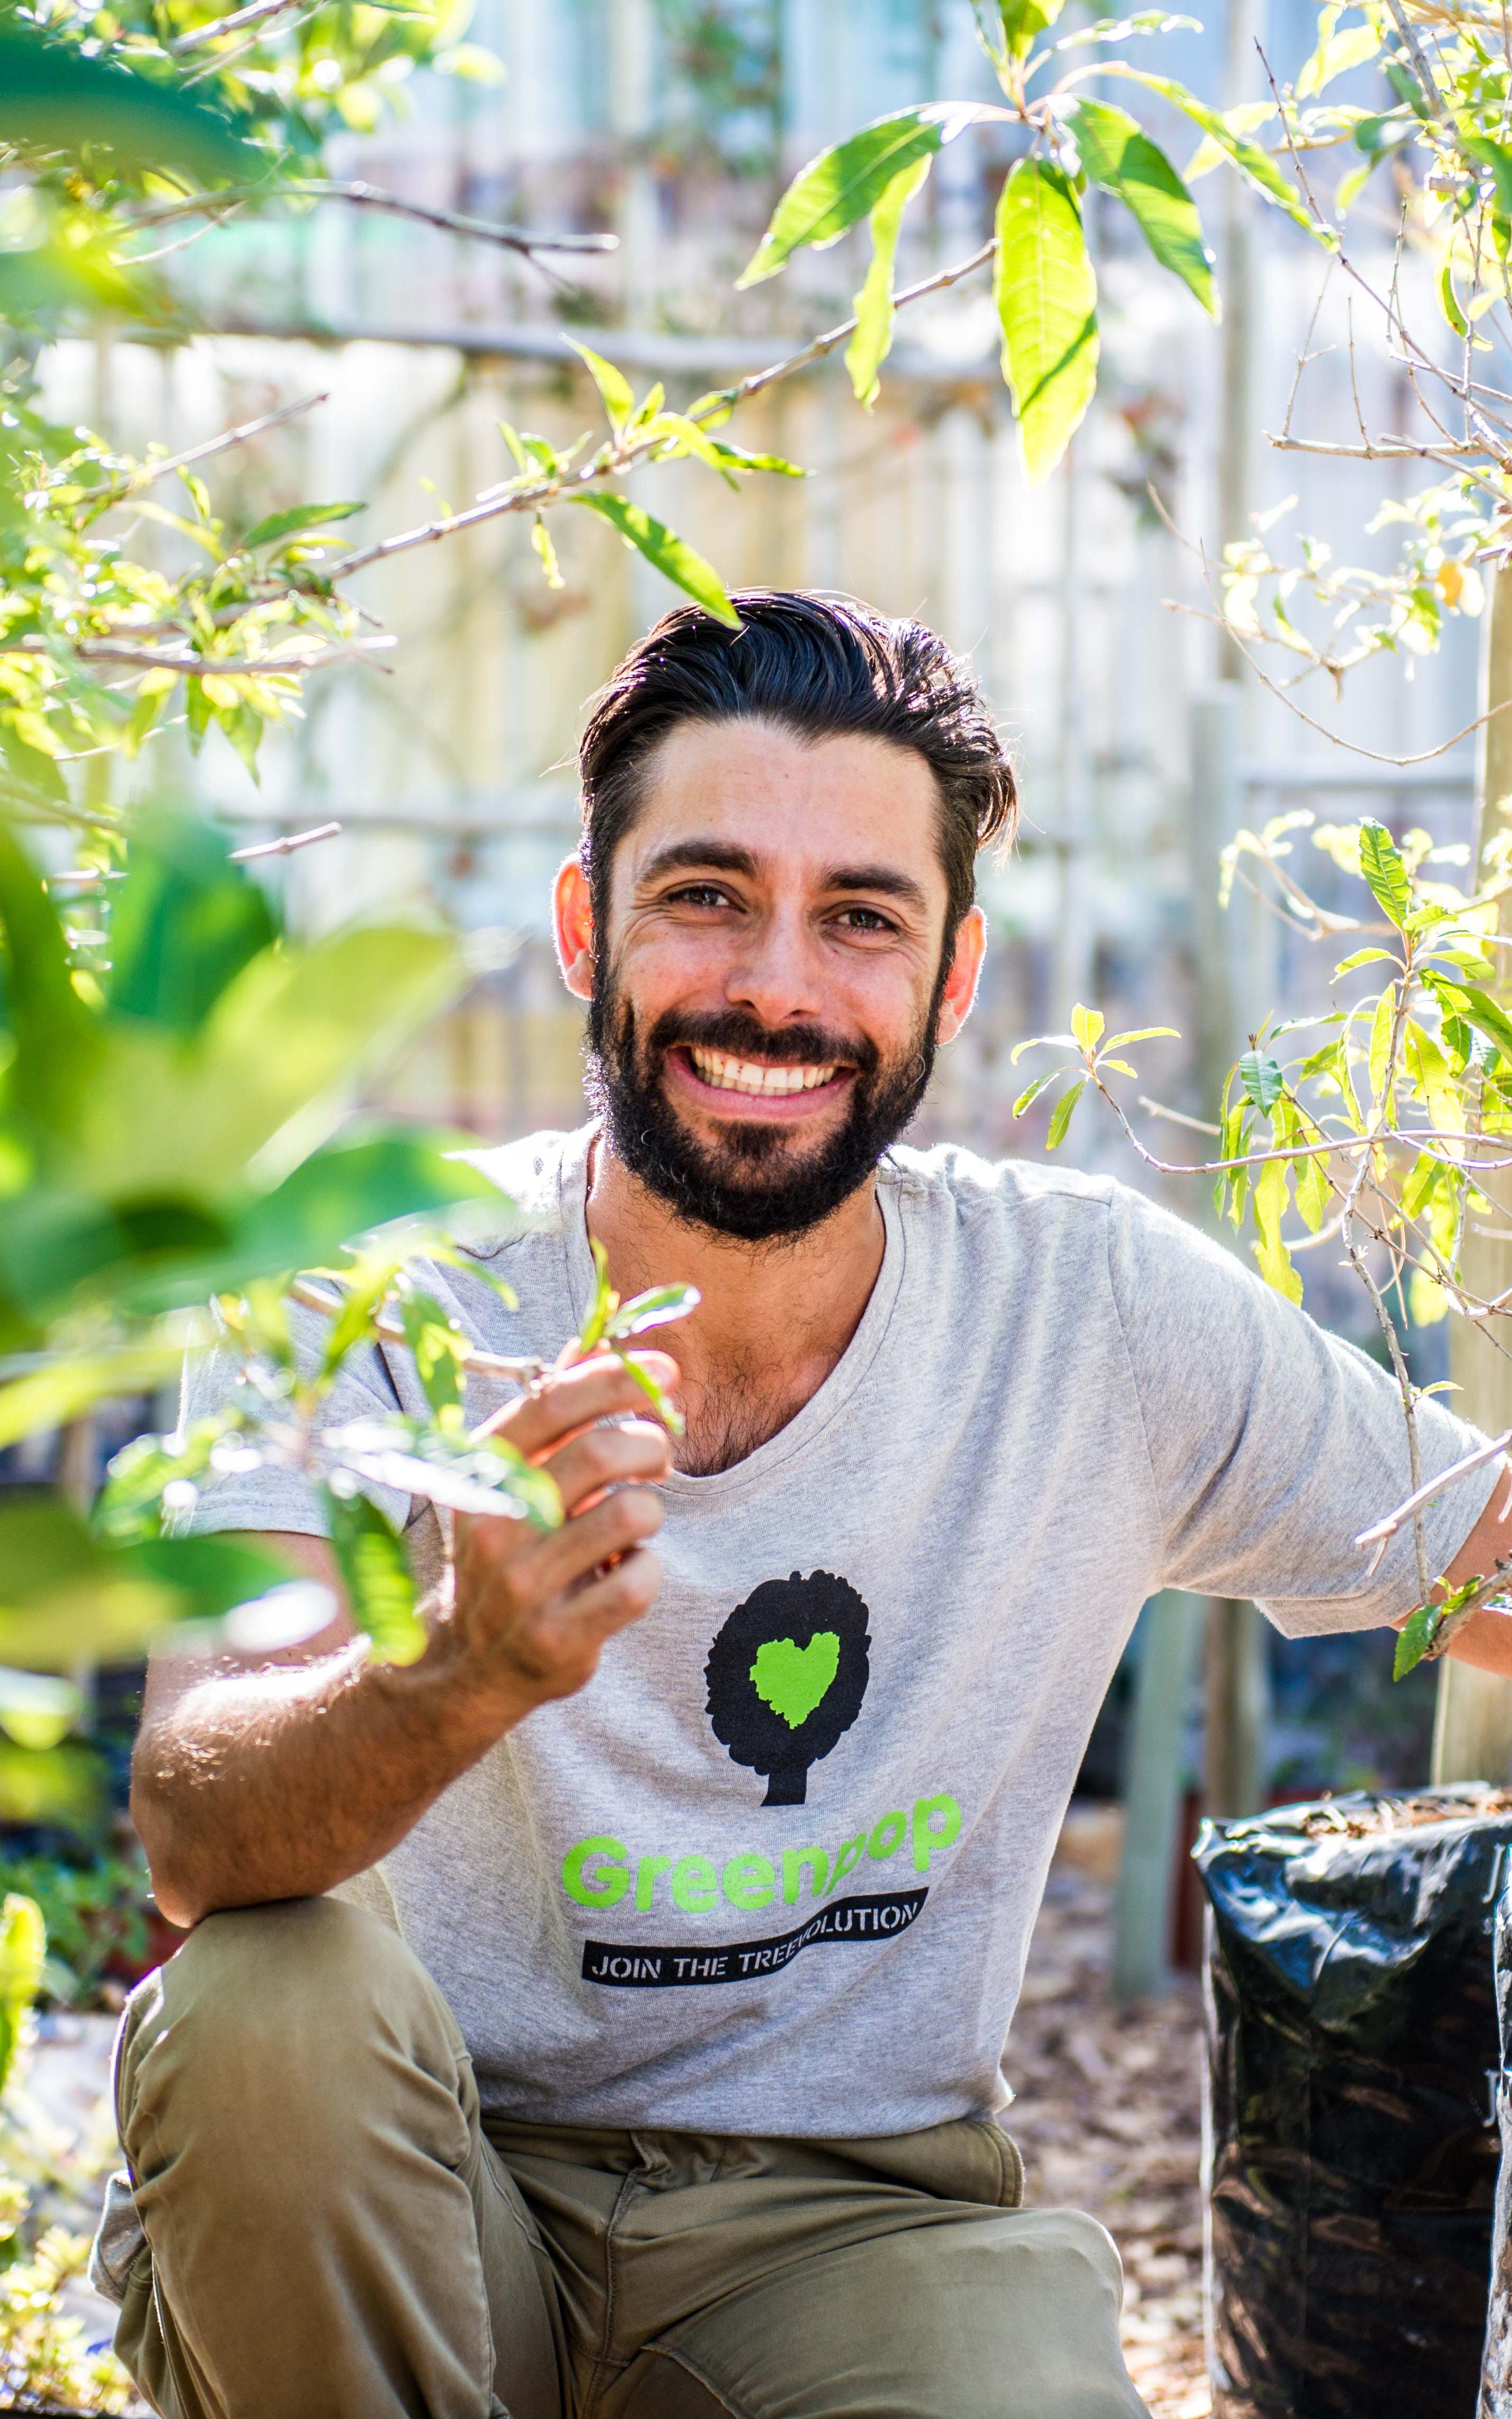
637,838,931,917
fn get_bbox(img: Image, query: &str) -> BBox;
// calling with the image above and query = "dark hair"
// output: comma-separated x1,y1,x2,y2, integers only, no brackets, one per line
577,589,1016,940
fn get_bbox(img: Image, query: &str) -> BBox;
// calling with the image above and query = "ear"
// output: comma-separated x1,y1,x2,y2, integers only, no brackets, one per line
935,906,986,1046
553,855,595,1004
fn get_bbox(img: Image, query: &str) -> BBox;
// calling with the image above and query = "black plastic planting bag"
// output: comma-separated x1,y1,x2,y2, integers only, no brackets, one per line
1196,1786,1512,2419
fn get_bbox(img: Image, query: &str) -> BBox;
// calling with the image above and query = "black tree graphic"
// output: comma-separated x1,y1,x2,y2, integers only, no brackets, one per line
705,1570,871,1806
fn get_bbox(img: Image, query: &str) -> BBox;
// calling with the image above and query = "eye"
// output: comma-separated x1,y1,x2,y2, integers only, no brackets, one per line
833,905,898,934
665,881,736,909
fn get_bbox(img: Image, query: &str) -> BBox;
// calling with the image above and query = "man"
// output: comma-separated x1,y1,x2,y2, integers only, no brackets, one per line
106,591,1512,2419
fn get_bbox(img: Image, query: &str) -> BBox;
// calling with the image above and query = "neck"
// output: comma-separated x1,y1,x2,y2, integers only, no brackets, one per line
583,1132,886,1474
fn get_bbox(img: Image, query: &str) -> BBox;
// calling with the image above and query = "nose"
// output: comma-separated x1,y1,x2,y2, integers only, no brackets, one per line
722,902,825,1029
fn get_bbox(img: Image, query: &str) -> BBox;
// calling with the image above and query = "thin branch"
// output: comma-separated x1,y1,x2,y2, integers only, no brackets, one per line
228,821,342,861
94,391,329,506
330,237,1000,580
0,636,395,675
1265,433,1489,459
288,1279,544,1383
169,0,306,51
1356,1425,1512,1547
128,178,618,267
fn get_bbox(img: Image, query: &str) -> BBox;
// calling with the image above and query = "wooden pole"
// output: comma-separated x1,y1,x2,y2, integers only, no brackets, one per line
1433,563,1512,1783
1113,1593,1204,2000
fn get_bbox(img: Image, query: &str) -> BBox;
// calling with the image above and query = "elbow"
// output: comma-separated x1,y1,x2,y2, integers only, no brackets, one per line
129,1745,207,1933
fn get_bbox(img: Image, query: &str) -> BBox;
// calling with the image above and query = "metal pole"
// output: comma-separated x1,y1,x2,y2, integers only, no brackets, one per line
1434,562,1512,1782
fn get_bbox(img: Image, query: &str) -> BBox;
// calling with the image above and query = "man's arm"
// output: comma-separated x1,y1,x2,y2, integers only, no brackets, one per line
1401,1465,1512,1677
131,1354,674,1927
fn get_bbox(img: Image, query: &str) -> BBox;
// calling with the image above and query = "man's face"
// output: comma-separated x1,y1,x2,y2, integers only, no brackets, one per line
561,719,983,1242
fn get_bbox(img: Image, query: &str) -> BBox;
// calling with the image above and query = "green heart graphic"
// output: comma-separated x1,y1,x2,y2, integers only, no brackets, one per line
750,1632,841,1730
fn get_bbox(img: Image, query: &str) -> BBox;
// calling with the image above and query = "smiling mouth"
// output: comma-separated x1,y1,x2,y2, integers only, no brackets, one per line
686,1045,844,1098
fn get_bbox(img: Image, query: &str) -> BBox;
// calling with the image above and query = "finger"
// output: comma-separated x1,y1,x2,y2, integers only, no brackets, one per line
460,1482,665,1608
475,1353,680,1462
542,1419,672,1516
528,1486,664,1597
541,1546,664,1653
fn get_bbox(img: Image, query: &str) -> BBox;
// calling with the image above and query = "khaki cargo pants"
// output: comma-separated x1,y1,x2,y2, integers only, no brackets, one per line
109,1898,1149,2419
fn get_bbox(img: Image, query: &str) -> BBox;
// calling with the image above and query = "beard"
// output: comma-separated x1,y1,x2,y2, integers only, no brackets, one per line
586,964,944,1244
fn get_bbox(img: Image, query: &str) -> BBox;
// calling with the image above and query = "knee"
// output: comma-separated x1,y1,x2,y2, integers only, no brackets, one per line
119,1896,464,2153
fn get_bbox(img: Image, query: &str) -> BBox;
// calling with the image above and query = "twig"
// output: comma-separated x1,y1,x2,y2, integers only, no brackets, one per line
228,821,341,861
94,391,329,506
129,178,618,266
329,238,999,580
169,0,306,50
0,636,395,676
288,1279,544,1383
1356,1425,1512,1547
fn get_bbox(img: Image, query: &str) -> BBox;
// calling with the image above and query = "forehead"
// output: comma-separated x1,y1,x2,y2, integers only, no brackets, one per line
616,717,946,894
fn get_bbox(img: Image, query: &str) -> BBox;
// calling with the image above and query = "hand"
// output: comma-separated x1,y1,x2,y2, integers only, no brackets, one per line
421,1352,677,1730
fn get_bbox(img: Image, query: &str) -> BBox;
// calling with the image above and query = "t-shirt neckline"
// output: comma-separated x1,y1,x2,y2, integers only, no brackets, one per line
558,1123,909,1501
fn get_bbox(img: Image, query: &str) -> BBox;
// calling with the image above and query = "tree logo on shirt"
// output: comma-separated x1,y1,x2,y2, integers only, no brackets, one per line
705,1571,871,1807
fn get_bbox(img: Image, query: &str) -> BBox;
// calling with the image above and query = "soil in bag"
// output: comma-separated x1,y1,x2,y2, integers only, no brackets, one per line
1196,1784,1512,2419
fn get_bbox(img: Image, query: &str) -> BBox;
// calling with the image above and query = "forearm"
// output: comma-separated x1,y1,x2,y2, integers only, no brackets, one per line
132,1641,512,1927
1442,1605,1512,1679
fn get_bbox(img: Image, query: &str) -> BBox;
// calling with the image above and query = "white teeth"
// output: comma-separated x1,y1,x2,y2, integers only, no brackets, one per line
689,1047,840,1097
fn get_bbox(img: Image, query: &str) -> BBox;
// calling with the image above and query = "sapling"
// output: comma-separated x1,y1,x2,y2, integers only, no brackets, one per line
1012,812,1512,1675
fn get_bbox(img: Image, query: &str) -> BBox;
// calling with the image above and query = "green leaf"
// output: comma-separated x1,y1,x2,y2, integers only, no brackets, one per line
1046,1075,1087,1148
703,438,808,479
1071,1002,1105,1051
607,1282,700,1340
1440,261,1470,339
577,1234,618,1356
738,105,996,285
1012,1069,1059,1117
1237,1049,1284,1110
1107,69,1323,236
323,1485,425,1665
1358,818,1411,926
0,1500,292,1667
846,154,932,408
239,501,366,551
106,810,276,1037
1459,129,1512,218
1425,972,1512,1067
0,1669,82,1753
570,493,740,628
994,160,1099,484
0,1339,187,1449
398,1289,466,1420
1401,1149,1443,1220
0,822,101,1137
1367,988,1396,1110
1393,1598,1445,1678
1252,1153,1301,1303
1104,1025,1180,1048
566,341,637,437
1296,1145,1331,1233
997,0,1072,61
76,923,465,1205
1332,946,1397,977
0,1894,44,2096
1066,97,1217,316
0,29,259,183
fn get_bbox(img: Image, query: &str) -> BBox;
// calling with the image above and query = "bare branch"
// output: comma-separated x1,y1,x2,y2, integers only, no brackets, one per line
95,391,329,505
169,0,305,51
228,821,342,861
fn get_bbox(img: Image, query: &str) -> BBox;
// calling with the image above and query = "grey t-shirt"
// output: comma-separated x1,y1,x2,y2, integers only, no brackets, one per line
182,1125,1495,2137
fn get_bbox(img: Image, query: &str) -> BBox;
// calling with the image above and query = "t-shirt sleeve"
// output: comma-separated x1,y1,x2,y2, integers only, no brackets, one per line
176,1300,411,1539
1105,1184,1500,1636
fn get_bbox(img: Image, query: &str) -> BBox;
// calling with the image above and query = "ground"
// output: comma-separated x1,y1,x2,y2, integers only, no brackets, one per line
1007,1806,1209,2419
